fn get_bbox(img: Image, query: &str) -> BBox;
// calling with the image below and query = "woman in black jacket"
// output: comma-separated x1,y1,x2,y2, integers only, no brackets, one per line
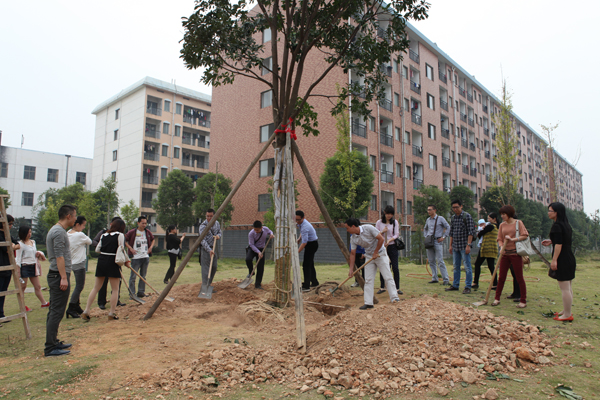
164,225,185,284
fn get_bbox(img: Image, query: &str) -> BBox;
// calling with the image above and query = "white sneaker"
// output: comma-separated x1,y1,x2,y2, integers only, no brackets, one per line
350,282,359,287
392,298,400,303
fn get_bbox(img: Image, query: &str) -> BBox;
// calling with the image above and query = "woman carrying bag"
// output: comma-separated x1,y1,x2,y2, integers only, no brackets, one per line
15,225,49,311
164,225,185,284
375,205,402,295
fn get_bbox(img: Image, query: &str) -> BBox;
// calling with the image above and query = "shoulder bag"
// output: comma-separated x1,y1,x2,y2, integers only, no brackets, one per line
115,234,130,266
391,221,405,250
424,216,438,249
515,220,536,257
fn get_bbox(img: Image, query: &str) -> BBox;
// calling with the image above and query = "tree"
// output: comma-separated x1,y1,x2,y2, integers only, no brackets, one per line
120,200,140,231
152,169,196,231
0,187,11,208
193,173,234,225
491,80,520,206
539,122,560,203
90,177,120,235
449,186,476,220
413,185,450,225
590,210,600,251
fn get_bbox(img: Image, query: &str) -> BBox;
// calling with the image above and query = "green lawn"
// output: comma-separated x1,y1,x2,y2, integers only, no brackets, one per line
0,252,599,399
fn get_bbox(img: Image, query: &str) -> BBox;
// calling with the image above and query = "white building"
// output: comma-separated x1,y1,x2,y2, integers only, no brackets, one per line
0,144,93,223
91,77,212,246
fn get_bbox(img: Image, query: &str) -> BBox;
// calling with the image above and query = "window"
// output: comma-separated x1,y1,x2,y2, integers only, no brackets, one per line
164,100,171,112
403,131,410,144
394,92,400,107
0,162,7,178
258,194,272,212
112,150,118,161
395,127,401,141
393,58,398,73
161,167,168,179
162,145,169,157
263,28,272,43
21,192,34,206
425,64,434,80
428,123,436,140
369,117,375,131
47,168,58,183
402,65,408,79
451,150,455,162
111,171,116,180
259,158,275,177
174,125,181,137
403,98,409,113
76,172,86,186
260,123,275,142
406,201,412,215
427,93,435,110
114,129,118,141
262,57,272,75
429,154,437,170
371,195,377,211
163,122,170,135
115,109,120,120
370,155,377,171
174,148,180,158
396,199,403,215
175,103,182,115
396,163,402,178
260,90,273,108
23,165,35,180
406,165,411,180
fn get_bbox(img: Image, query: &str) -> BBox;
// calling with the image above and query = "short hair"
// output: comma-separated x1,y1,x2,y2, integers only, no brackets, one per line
18,225,31,241
451,199,462,206
295,210,305,219
488,212,498,222
75,216,87,226
107,219,126,234
498,205,515,219
111,216,121,222
253,220,262,228
428,204,437,210
7,214,14,224
58,204,77,220
167,224,176,234
345,218,361,227
138,216,147,223
206,208,215,214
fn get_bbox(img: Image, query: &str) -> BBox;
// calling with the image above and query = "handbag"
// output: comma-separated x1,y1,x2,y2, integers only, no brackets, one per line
424,216,438,249
515,220,536,257
394,238,405,250
115,244,130,266
548,267,558,280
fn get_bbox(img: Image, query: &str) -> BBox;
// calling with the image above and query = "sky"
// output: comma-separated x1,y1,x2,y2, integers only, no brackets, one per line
1,0,598,214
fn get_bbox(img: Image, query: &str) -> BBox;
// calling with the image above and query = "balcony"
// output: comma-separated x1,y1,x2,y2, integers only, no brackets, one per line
182,159,209,169
482,105,488,114
485,151,491,159
439,71,447,83
380,132,393,147
379,98,392,112
144,152,160,162
411,113,422,126
467,93,473,103
410,80,421,94
440,99,448,111
442,157,450,168
141,200,153,208
412,145,423,158
145,128,160,139
377,27,386,39
468,118,474,127
460,113,467,122
352,120,367,138
461,138,468,148
413,179,423,190
143,176,159,185
148,224,157,232
470,168,477,177
183,114,211,128
443,186,451,193
491,133,496,140
380,64,392,78
380,170,394,184
409,49,419,64
469,143,476,152
483,128,489,136
486,174,491,182
462,165,469,174
441,128,450,139
147,104,162,116
458,86,466,97
518,149,522,156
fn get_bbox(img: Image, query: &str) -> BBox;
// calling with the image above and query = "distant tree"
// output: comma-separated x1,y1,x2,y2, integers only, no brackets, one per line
90,177,120,235
193,173,234,225
0,187,11,208
590,210,600,251
119,200,140,231
449,186,476,220
153,169,195,230
413,185,450,225
479,186,505,217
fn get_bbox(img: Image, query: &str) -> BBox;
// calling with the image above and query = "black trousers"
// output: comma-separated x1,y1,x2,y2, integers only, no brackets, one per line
302,240,319,289
165,253,177,282
45,272,70,355
508,265,520,297
0,274,12,318
354,254,366,282
473,253,497,286
98,276,121,306
380,245,399,289
245,247,265,287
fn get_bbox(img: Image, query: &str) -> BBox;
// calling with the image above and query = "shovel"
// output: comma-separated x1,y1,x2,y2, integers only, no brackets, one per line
330,257,375,296
126,264,174,302
238,236,272,289
473,243,506,307
198,237,218,299
119,268,145,305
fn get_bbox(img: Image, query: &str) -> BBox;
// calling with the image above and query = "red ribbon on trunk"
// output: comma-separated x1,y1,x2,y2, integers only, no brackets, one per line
274,118,297,140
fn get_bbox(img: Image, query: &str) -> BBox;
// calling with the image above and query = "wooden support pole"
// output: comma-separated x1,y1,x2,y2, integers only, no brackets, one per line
143,132,278,320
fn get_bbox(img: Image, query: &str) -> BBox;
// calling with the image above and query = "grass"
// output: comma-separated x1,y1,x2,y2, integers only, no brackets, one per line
0,252,599,399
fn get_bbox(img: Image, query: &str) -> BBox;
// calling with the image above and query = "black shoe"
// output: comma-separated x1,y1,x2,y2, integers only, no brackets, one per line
310,283,319,288
376,289,386,294
441,282,450,286
164,279,169,284
428,280,439,284
397,289,404,295
255,285,264,290
359,304,374,310
98,304,106,310
66,304,80,319
117,301,126,307
56,341,72,349
302,287,311,292
445,286,459,291
75,302,84,314
513,298,521,302
472,284,479,289
45,349,70,357
506,294,518,299
462,288,471,294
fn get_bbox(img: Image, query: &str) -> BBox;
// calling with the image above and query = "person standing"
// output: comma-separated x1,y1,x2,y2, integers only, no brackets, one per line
350,241,366,287
423,205,450,285
0,215,19,328
125,216,155,298
45,204,77,357
93,216,124,309
345,218,399,309
295,210,319,292
245,221,274,289
492,205,528,309
447,199,475,294
375,206,402,295
473,213,499,290
165,225,185,284
198,209,221,290
542,202,576,322
16,225,49,310
66,216,92,318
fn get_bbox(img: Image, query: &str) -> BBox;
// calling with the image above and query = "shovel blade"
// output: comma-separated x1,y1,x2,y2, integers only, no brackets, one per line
165,296,175,302
198,284,214,299
237,275,254,289
129,293,146,305
472,300,487,307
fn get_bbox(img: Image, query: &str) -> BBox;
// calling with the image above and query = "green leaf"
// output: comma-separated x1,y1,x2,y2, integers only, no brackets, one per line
555,384,583,400
517,310,525,315
460,382,469,387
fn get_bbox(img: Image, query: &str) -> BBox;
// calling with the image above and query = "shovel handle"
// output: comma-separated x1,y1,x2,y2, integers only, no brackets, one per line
125,263,164,298
331,257,375,293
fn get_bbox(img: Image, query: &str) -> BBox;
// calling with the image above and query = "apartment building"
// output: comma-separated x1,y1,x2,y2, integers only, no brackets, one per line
212,21,584,228
91,77,212,246
548,149,584,211
0,143,92,223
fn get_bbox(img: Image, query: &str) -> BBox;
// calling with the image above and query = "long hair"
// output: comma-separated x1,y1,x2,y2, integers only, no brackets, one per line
107,219,126,234
381,205,395,224
18,225,31,242
549,202,572,235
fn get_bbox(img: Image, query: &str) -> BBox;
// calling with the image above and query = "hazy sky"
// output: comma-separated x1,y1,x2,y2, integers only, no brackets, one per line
1,0,598,213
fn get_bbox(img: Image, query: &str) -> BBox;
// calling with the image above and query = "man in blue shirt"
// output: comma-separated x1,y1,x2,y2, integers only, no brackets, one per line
295,210,319,292
246,220,274,289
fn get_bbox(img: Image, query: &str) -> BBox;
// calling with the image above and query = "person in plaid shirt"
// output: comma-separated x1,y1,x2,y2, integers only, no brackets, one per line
198,209,221,289
446,199,476,293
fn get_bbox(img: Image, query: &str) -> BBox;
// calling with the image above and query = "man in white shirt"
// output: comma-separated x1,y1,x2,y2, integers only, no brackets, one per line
345,218,399,309
125,216,155,298
423,205,451,285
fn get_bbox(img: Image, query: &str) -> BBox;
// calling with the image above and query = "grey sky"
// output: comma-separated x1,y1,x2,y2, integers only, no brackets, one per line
1,0,598,214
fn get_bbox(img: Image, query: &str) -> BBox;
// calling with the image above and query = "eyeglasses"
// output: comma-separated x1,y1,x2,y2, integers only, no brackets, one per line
451,206,460,209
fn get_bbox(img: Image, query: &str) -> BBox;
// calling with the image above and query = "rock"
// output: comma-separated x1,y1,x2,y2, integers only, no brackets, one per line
451,358,466,367
424,359,438,367
409,364,418,371
329,367,341,378
484,388,499,400
389,381,399,389
359,372,370,380
437,386,450,396
317,386,326,394
367,336,383,345
387,367,399,376
294,366,309,376
329,359,340,367
300,384,311,393
181,368,193,379
485,326,498,336
324,390,334,396
470,354,484,364
494,364,504,371
584,362,592,368
538,356,551,365
514,347,536,363
202,377,216,385
337,375,353,389
312,368,322,377
461,371,477,384
373,380,386,391
334,397,344,400
322,371,331,380
349,388,360,395
141,373,151,381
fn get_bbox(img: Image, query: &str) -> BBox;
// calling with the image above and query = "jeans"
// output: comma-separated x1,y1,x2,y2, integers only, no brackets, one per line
0,274,12,318
426,242,449,283
129,257,150,296
69,268,86,305
45,272,71,355
302,240,319,289
245,247,265,286
380,245,399,289
165,253,177,282
452,249,472,289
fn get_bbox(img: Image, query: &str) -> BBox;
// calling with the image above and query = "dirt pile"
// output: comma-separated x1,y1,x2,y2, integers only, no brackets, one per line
130,295,555,397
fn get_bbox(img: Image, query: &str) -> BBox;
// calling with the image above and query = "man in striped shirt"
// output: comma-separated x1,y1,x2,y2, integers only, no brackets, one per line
198,209,221,290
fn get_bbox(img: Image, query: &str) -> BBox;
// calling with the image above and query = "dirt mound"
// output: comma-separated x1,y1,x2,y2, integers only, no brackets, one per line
131,296,555,397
